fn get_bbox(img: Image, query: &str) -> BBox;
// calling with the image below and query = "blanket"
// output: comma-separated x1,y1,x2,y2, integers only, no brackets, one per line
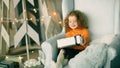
65,43,108,68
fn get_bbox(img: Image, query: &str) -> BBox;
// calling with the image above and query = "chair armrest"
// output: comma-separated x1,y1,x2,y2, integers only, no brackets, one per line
41,32,65,67
108,34,120,68
104,34,120,68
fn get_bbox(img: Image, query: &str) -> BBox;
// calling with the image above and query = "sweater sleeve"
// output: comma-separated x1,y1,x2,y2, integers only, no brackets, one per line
68,28,90,50
81,29,90,48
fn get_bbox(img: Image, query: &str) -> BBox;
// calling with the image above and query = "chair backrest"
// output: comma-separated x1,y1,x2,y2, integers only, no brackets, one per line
62,0,120,41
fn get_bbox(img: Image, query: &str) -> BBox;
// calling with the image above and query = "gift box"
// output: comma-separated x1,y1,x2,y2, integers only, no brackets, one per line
57,35,84,48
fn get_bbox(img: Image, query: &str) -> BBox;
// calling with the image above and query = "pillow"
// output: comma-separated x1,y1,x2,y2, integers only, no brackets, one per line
90,34,115,45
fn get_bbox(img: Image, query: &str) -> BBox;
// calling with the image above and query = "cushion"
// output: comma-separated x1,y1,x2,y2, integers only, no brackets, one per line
90,34,115,45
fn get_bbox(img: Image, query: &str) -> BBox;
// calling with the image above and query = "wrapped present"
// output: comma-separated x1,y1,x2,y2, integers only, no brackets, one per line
57,35,84,48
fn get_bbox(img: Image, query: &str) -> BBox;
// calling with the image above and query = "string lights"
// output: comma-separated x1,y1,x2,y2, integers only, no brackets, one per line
0,17,40,24
0,7,41,24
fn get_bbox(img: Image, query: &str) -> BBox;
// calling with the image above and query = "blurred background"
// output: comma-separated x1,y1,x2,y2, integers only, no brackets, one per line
0,0,63,55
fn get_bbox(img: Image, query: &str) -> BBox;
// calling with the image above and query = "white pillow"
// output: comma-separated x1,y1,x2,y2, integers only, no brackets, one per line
90,34,115,45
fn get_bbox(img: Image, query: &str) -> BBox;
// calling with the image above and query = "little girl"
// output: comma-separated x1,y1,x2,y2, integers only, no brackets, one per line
57,10,90,67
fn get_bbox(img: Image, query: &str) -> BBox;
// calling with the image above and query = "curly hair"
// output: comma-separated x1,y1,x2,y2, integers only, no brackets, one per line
64,10,88,32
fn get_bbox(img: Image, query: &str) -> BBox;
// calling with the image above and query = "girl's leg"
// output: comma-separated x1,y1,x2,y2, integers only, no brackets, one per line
56,49,65,68
64,48,81,60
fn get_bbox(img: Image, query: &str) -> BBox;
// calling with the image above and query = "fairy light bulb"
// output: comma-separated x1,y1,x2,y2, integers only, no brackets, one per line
14,18,18,22
26,18,28,20
0,17,3,21
33,8,37,13
58,20,62,24
32,51,34,53
19,56,22,60
0,17,3,23
30,18,32,20
12,22,15,24
18,56,23,63
6,56,8,59
53,12,57,16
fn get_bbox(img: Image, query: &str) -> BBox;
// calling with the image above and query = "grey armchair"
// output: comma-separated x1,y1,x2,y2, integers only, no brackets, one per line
41,32,65,68
41,0,120,68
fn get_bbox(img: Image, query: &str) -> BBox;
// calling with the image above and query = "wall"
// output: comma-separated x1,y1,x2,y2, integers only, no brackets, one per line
62,0,74,20
75,0,119,40
114,0,120,34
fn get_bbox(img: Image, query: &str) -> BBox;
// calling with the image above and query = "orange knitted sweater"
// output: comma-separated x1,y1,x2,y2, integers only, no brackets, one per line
66,27,90,50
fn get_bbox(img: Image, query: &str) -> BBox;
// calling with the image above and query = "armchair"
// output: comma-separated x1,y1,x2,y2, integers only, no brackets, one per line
41,32,65,68
41,0,120,68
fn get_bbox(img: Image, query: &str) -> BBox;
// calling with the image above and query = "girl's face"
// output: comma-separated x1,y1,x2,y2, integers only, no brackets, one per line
68,16,78,29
